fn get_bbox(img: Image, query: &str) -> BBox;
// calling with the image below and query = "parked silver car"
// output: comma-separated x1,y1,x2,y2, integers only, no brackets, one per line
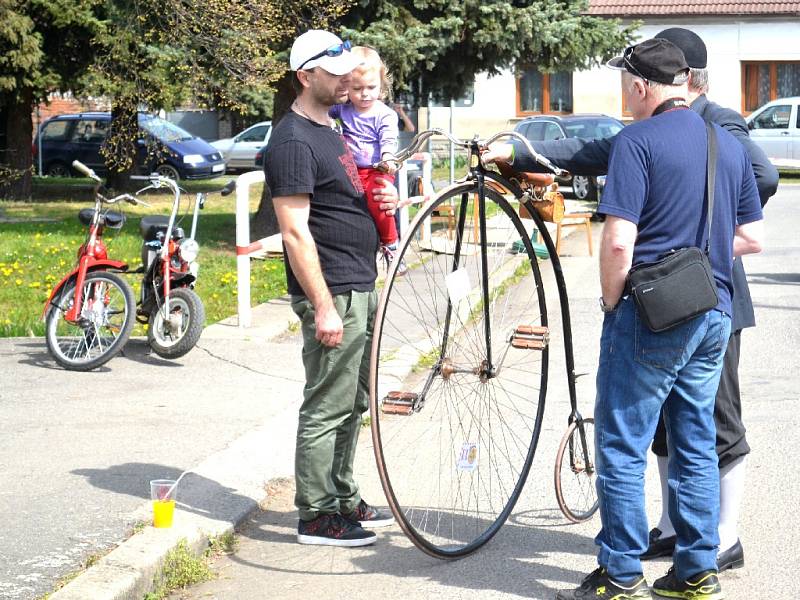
513,113,624,201
211,121,271,171
746,97,800,170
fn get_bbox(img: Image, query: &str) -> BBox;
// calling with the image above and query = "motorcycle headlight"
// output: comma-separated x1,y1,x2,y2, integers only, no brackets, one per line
179,238,199,262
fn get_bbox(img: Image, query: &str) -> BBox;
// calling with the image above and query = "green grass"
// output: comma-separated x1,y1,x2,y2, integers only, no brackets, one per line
0,179,288,338
144,539,212,600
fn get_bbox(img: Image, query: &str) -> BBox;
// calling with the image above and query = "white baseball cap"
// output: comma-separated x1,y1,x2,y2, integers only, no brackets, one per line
289,30,362,75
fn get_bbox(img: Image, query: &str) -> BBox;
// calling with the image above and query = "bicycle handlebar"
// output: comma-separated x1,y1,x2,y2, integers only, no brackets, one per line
375,129,569,178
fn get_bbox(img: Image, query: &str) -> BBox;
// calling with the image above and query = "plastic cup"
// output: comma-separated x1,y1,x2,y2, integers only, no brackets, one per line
150,479,177,528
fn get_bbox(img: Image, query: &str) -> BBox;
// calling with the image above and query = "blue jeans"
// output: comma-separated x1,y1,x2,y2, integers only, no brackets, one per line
594,296,730,581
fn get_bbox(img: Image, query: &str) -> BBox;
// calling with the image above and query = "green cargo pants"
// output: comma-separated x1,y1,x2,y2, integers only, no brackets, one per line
291,289,377,521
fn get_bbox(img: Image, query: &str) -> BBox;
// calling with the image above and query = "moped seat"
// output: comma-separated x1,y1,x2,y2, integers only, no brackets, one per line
78,208,126,228
139,215,170,242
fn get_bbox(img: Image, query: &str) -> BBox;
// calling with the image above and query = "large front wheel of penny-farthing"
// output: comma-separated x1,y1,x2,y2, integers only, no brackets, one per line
369,182,550,558
554,417,599,523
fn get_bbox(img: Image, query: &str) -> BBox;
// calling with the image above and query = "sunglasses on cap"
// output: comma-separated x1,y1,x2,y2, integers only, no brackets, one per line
297,40,352,71
623,46,651,82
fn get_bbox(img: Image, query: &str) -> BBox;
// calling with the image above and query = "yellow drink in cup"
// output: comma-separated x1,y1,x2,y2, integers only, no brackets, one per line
152,499,176,528
150,479,178,528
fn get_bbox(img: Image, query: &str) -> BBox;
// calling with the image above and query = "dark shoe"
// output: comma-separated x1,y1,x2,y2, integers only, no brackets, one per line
642,527,677,560
342,499,395,528
652,568,723,600
717,539,744,572
556,567,652,599
297,513,377,547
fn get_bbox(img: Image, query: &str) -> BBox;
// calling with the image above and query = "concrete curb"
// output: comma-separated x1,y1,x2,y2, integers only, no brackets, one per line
50,406,298,599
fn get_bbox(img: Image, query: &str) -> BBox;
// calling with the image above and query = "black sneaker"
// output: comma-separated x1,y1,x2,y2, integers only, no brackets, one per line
342,499,395,528
556,567,652,599
297,513,377,547
652,568,723,600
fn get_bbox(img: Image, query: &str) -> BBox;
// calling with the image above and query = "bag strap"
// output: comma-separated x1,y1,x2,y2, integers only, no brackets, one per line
704,122,718,254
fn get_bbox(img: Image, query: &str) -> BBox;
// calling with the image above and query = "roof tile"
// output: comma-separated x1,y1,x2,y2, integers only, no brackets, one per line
588,0,800,16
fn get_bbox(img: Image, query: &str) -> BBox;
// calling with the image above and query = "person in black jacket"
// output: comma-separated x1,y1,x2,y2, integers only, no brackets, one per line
483,27,777,573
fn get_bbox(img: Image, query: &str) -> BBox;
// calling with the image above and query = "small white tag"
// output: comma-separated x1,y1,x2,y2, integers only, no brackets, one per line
456,442,479,471
446,268,471,305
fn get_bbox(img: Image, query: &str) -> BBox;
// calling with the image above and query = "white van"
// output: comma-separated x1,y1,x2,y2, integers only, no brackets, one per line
746,97,800,170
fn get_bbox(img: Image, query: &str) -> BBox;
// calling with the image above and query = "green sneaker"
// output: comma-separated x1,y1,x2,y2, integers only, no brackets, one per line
652,568,724,600
556,567,652,599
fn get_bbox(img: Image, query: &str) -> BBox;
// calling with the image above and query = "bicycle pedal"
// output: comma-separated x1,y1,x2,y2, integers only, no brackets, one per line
381,391,417,416
511,325,549,349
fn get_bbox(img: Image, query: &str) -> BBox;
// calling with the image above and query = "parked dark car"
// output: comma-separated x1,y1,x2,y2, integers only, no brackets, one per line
513,114,624,201
33,112,226,180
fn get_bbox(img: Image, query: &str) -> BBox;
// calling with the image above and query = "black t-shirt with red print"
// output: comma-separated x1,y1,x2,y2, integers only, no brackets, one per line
264,111,379,297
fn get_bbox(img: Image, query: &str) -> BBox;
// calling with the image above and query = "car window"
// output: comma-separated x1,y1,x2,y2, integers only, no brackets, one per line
70,119,109,143
751,105,791,130
564,119,623,140
238,125,268,143
41,120,71,141
140,115,194,142
542,122,563,141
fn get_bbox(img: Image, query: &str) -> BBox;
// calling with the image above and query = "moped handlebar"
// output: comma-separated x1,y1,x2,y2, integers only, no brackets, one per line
72,160,102,182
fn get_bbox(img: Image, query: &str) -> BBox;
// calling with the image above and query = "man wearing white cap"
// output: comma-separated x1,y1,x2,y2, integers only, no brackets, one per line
264,29,398,547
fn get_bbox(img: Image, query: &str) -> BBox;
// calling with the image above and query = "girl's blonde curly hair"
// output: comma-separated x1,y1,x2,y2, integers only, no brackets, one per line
351,46,392,101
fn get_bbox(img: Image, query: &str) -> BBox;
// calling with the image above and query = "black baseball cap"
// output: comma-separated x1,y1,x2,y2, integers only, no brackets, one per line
607,38,690,85
655,27,707,69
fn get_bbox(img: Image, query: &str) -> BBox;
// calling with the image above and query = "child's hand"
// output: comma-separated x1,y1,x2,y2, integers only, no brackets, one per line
377,153,399,175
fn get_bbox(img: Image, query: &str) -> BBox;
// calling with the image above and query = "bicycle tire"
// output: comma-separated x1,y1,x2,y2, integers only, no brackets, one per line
554,417,599,523
45,270,135,371
370,180,549,558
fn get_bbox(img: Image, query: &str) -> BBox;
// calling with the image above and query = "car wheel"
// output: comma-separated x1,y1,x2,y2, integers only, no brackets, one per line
156,164,180,181
572,175,597,202
45,162,71,178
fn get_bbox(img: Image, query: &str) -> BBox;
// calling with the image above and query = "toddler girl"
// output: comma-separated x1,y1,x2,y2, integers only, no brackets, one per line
330,46,403,269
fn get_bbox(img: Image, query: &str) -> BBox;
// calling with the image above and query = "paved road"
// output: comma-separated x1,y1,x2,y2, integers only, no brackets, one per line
170,187,800,599
0,321,306,600
2,187,797,600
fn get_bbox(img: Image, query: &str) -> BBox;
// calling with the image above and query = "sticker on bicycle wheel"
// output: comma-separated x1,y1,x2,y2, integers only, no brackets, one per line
446,268,471,305
456,442,479,471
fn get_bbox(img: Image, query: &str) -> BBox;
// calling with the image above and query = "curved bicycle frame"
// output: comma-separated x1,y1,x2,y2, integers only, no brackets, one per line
384,130,584,424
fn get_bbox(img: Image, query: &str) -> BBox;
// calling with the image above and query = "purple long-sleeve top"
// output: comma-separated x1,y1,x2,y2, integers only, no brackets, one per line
330,101,398,169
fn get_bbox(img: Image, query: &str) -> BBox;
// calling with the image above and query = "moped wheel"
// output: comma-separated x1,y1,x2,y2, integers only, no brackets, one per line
147,287,205,359
554,417,599,523
45,271,135,371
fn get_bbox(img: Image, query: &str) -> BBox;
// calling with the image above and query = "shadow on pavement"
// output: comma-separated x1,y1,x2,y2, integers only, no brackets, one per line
72,463,255,523
209,479,597,599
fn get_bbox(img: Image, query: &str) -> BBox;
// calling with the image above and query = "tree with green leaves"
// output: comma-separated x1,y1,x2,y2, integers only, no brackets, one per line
251,0,636,238
0,0,101,198
341,0,637,103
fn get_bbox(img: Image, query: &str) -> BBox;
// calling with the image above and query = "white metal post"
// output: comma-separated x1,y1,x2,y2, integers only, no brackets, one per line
234,170,265,328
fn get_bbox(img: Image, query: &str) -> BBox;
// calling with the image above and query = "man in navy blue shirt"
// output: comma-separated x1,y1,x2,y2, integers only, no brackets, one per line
549,39,763,600
483,28,775,575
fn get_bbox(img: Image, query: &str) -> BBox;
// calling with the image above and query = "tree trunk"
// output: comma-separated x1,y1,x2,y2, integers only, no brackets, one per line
252,72,295,239
103,96,138,193
2,88,34,199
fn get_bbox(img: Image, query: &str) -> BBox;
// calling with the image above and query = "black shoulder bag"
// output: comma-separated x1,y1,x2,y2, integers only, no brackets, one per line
626,122,719,333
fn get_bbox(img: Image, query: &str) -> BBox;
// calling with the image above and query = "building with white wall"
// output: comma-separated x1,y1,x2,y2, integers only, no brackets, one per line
420,0,800,140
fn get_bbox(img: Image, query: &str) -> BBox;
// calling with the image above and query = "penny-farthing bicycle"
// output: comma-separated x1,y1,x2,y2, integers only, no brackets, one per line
368,129,599,559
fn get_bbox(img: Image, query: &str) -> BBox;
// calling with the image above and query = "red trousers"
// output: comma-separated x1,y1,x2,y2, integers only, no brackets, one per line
358,167,397,246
